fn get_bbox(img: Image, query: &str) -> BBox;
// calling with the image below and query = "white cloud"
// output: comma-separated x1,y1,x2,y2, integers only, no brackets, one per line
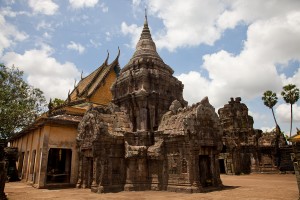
28,0,58,15
132,0,141,7
36,20,54,31
260,126,276,133
2,45,81,100
282,66,300,88
176,7,300,110
0,14,28,56
43,32,51,39
123,0,300,52
121,22,142,48
100,3,108,12
148,0,225,51
0,6,30,17
105,31,111,41
89,39,101,48
67,41,85,54
276,103,300,123
69,0,99,9
176,71,210,105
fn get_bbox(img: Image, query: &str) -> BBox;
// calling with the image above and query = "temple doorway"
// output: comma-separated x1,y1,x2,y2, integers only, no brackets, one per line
199,155,212,187
219,159,226,174
46,148,72,183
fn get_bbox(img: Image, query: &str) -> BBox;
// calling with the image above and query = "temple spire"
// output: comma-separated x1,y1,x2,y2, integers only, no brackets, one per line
144,8,148,25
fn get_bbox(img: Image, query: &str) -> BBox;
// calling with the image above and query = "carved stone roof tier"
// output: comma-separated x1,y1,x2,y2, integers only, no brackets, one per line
159,97,223,143
111,16,186,132
121,16,173,75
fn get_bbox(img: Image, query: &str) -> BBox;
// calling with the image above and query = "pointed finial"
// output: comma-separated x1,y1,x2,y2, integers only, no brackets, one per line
74,78,76,88
76,87,79,96
144,8,148,25
117,46,120,58
105,50,110,65
80,70,83,80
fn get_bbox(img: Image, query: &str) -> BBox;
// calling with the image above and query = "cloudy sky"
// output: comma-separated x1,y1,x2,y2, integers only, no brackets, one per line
1,0,300,135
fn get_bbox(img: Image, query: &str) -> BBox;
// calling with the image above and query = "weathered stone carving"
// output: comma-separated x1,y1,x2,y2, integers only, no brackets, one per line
218,98,293,175
76,15,223,193
218,97,259,175
111,17,187,133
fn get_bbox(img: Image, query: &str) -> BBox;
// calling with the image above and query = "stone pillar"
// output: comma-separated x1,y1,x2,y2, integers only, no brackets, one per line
191,152,201,192
91,158,98,192
97,159,104,193
124,158,135,191
76,154,82,188
82,156,87,189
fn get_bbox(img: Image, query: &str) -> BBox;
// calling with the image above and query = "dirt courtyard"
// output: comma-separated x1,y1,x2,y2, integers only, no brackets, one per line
4,174,299,200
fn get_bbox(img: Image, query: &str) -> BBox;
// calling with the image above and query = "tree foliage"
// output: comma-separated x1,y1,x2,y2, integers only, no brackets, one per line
0,64,46,139
262,90,278,127
281,84,300,137
51,98,65,108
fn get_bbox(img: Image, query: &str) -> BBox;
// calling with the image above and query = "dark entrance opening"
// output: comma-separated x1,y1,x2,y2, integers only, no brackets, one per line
219,159,226,174
18,152,25,179
46,148,72,183
199,155,212,187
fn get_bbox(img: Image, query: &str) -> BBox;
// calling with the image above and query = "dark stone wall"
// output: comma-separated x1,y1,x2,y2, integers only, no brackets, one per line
0,141,7,200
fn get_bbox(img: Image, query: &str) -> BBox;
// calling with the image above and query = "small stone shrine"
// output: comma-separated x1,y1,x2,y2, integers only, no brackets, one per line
218,97,259,175
218,97,293,175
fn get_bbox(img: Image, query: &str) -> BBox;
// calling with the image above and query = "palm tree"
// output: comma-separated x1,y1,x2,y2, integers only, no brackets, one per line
262,90,279,127
281,84,300,137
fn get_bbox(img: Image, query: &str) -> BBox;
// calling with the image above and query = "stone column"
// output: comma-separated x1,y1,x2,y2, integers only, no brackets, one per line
124,158,135,191
76,154,82,188
191,151,200,192
82,156,87,189
91,158,98,192
97,159,104,193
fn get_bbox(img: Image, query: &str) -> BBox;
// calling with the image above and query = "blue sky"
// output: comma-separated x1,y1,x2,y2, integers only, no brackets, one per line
1,0,300,135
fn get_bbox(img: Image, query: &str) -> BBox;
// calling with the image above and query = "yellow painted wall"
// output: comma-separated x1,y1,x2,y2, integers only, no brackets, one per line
11,128,43,183
10,122,79,188
90,69,117,105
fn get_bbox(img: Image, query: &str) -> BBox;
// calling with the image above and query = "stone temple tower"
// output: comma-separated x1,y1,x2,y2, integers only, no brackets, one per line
76,14,223,193
111,15,186,132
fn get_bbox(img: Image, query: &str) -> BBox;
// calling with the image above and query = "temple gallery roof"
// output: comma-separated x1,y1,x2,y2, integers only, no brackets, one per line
69,50,120,102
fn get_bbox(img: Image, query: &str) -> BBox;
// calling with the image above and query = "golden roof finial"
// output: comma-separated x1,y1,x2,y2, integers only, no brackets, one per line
105,50,109,65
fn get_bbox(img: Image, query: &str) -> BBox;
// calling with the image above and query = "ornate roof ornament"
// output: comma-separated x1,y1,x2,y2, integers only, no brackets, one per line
104,50,109,65
130,10,163,63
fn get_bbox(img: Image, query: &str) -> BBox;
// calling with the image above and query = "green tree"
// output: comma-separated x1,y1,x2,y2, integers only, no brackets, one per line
281,84,300,137
52,98,65,108
262,90,279,127
0,64,46,139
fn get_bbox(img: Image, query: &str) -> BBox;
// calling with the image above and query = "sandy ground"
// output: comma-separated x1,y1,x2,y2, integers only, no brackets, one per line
4,174,299,200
